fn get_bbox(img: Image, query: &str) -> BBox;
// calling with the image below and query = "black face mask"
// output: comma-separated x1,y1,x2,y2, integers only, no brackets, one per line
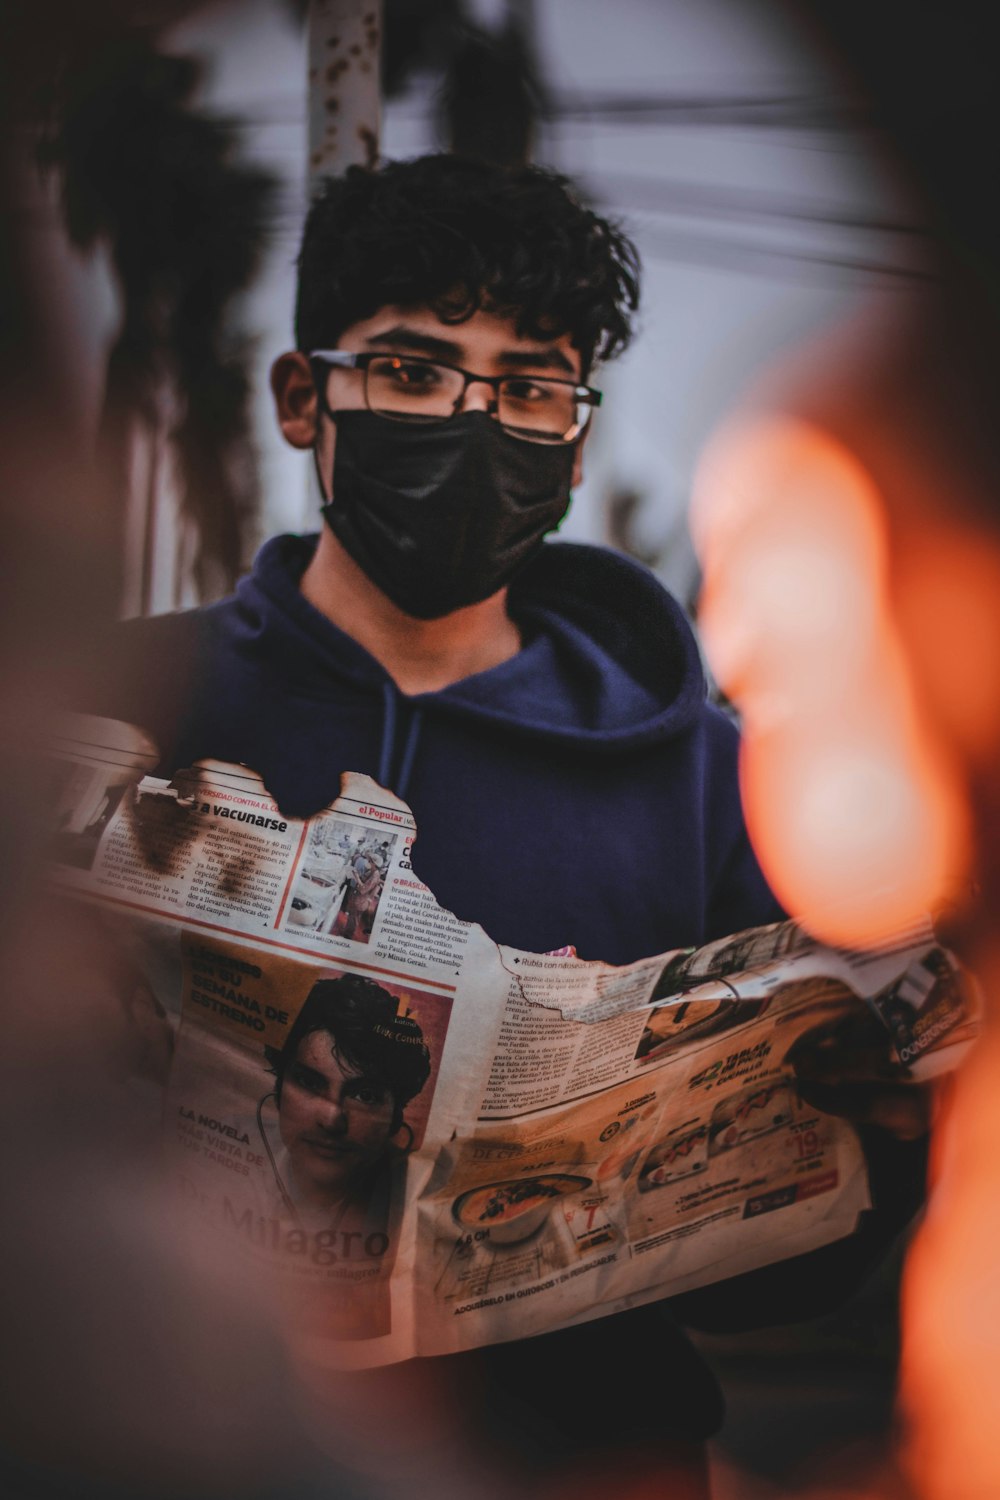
319,409,575,620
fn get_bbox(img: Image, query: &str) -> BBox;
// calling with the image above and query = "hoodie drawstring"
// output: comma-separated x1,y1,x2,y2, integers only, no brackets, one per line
377,681,424,802
377,682,397,788
396,708,424,802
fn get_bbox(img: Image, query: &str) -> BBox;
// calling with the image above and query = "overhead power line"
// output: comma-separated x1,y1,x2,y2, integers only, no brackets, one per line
582,169,928,239
633,221,941,284
546,89,866,129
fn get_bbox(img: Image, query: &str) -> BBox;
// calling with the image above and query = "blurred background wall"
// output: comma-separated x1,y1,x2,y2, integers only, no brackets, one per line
22,0,925,617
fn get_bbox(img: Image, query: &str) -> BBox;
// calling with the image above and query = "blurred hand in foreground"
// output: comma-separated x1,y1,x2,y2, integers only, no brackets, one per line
787,1009,934,1141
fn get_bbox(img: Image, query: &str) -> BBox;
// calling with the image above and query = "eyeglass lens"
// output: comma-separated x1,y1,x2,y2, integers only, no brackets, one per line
359,356,588,442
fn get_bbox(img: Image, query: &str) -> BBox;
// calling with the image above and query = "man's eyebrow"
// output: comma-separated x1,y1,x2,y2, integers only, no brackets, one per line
364,325,578,377
363,326,464,361
495,346,576,376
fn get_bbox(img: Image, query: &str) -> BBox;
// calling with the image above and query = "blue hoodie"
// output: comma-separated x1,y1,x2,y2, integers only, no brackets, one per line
91,533,925,1453
105,532,781,964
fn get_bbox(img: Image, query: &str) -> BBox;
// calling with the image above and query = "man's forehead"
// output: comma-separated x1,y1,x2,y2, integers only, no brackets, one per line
298,1029,360,1074
340,302,581,376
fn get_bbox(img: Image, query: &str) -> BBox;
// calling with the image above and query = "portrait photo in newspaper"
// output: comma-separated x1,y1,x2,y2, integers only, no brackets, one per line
169,934,452,1341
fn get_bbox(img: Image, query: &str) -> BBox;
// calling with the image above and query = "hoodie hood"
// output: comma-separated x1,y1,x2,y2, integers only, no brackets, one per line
229,532,707,757
100,527,776,966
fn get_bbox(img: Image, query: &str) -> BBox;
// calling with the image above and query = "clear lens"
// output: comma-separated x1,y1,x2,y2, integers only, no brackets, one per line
498,378,585,442
366,356,464,421
353,355,593,444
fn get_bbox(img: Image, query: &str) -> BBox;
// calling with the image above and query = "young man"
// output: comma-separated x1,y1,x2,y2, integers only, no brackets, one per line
93,154,924,1493
107,154,779,967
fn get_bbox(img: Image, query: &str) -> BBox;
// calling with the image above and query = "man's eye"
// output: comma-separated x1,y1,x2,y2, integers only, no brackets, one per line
289,1066,325,1095
385,360,441,389
503,379,554,404
347,1080,389,1107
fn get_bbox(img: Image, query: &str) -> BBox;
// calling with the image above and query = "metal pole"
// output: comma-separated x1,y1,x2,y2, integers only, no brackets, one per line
308,0,382,181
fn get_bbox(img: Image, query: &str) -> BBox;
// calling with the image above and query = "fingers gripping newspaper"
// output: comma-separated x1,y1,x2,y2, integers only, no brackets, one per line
47,716,976,1369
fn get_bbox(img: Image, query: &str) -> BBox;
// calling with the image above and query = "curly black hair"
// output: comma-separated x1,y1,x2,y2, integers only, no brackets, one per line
294,155,640,376
267,974,431,1128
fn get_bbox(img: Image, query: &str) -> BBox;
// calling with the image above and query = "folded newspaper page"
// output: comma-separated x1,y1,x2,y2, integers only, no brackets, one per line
45,715,977,1368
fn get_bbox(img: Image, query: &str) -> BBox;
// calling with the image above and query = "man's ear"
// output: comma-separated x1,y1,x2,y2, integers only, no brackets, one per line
572,426,590,489
270,352,318,450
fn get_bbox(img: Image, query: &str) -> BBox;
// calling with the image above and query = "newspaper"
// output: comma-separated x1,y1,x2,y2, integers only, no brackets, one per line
45,715,977,1368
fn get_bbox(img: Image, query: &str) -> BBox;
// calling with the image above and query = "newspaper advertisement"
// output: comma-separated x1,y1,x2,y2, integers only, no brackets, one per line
45,714,977,1367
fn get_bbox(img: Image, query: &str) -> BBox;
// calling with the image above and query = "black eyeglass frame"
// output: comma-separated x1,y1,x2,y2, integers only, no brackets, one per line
308,349,602,444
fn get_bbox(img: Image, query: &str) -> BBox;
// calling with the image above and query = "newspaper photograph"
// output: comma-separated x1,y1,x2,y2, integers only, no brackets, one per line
171,933,452,1344
47,714,979,1367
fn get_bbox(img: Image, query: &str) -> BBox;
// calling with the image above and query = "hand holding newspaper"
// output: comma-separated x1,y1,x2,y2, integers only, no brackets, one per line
45,716,976,1368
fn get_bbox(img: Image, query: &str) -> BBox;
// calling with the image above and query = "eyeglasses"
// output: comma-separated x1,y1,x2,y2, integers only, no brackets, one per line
309,349,601,445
